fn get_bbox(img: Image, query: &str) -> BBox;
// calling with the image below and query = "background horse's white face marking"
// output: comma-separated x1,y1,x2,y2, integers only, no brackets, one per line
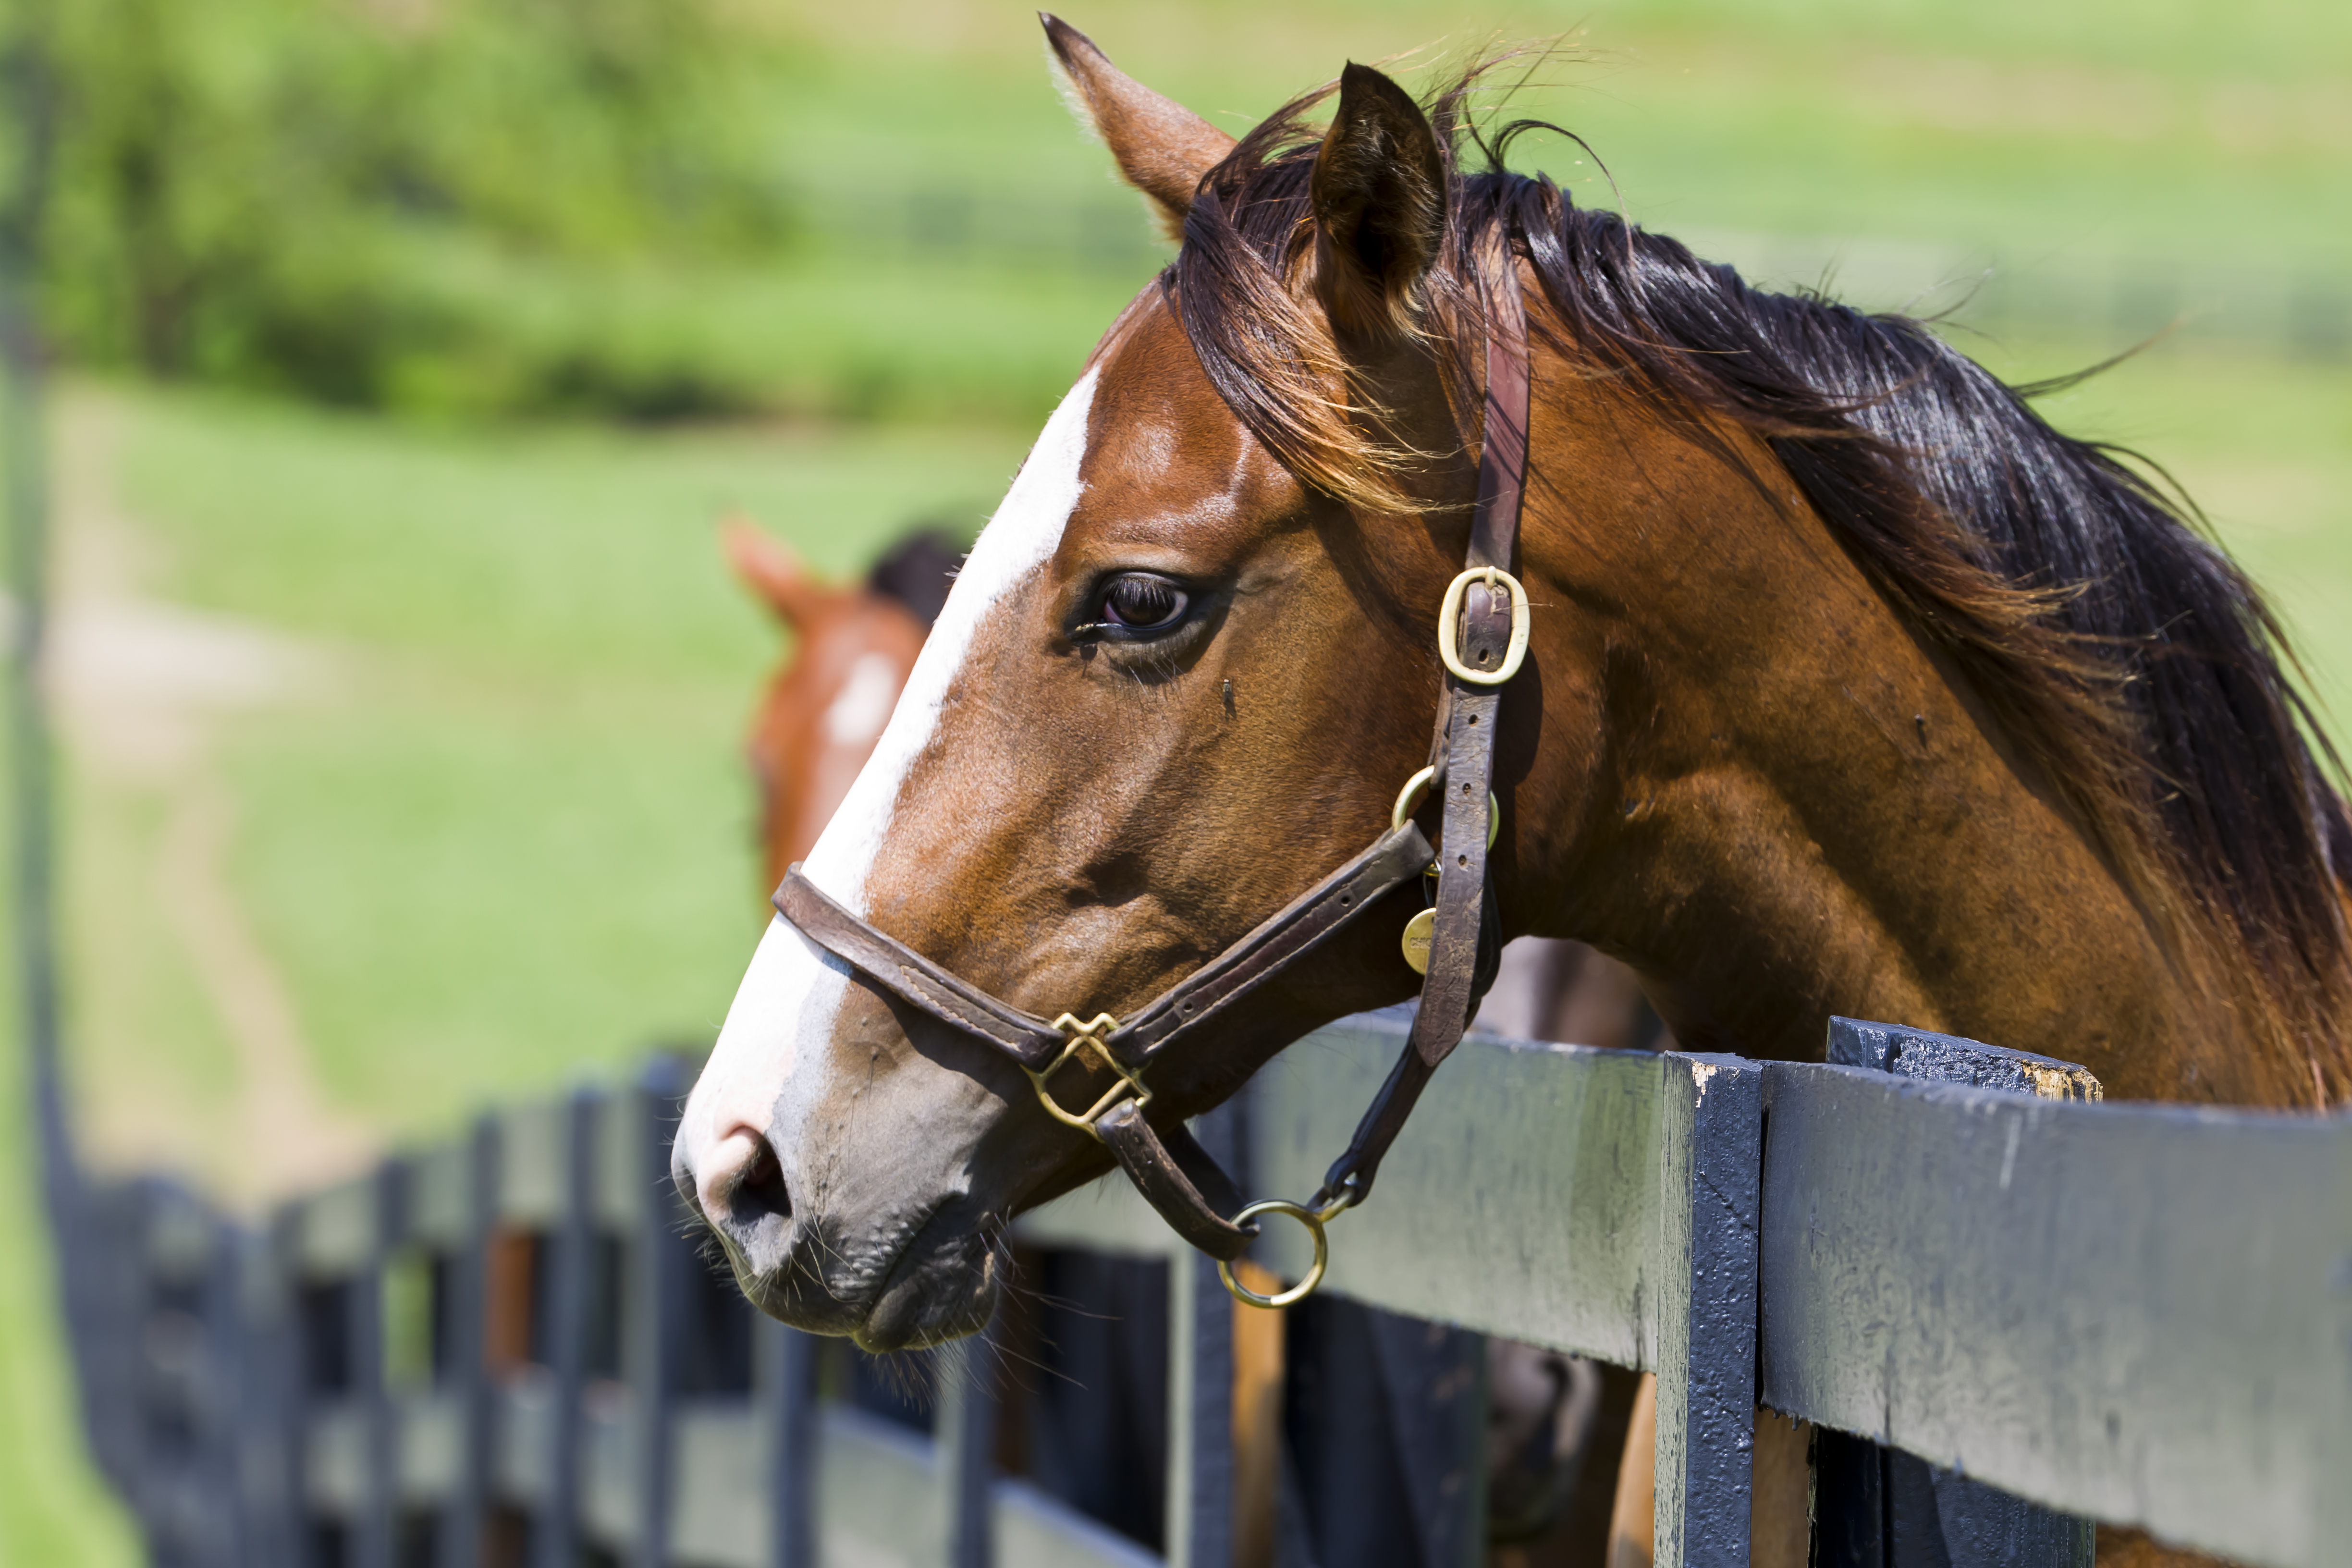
679,368,1098,1214
821,651,903,746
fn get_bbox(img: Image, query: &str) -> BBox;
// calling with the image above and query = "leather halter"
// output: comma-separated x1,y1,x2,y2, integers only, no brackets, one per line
771,259,1532,1299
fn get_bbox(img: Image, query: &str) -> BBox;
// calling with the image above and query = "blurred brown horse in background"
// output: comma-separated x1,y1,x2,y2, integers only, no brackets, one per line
723,519,960,888
725,517,1655,1562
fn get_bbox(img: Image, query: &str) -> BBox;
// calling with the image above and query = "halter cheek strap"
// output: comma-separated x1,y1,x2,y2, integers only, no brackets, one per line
770,257,1532,1299
1315,249,1531,1210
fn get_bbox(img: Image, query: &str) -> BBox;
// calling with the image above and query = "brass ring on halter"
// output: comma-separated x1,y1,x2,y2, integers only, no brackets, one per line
1027,1014,1145,1139
1436,566,1531,685
1217,1199,1332,1309
1390,765,1500,850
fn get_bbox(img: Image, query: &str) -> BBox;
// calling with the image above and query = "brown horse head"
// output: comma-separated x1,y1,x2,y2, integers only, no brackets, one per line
677,20,2351,1351
724,518,955,890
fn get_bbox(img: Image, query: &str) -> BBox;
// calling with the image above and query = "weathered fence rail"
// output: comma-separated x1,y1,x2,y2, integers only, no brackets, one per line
50,1012,2352,1568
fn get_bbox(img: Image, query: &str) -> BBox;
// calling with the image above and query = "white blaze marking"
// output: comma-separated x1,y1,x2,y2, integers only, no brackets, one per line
822,651,902,746
682,369,1099,1187
800,367,1095,911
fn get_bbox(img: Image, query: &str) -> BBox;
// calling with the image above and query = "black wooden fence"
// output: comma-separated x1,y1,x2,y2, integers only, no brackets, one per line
40,1010,2352,1568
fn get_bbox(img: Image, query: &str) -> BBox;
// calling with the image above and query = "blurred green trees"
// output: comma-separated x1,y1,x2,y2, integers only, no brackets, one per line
12,0,2344,425
33,0,791,416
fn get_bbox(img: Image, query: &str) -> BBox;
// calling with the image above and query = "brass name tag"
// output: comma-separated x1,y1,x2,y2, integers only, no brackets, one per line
1400,908,1436,974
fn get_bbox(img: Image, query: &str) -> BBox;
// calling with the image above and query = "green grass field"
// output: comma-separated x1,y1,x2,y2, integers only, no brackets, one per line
4,0,2348,1559
73,389,1037,1152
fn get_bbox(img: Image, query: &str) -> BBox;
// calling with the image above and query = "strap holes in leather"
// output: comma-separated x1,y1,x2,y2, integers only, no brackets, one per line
1458,854,1469,867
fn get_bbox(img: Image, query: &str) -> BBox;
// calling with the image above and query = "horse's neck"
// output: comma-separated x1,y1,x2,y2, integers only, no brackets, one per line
1515,398,2243,1104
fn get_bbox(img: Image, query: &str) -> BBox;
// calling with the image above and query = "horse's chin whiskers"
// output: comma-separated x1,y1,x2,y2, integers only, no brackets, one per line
674,1205,731,1271
966,1319,1062,1402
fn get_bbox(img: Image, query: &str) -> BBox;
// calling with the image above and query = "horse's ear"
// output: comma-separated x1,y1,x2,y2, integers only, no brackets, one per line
1310,63,1447,341
1042,14,1233,242
722,515,827,631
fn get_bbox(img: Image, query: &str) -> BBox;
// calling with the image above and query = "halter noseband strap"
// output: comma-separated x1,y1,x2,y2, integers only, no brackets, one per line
773,819,1436,1079
769,257,1533,1300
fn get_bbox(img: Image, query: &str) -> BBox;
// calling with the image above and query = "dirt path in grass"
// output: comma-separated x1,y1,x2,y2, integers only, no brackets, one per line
49,392,376,1208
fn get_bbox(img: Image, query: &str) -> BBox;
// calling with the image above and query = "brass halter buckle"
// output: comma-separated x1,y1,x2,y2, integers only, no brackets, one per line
1391,767,1501,974
1027,1013,1147,1139
1389,766,1501,848
1436,566,1531,685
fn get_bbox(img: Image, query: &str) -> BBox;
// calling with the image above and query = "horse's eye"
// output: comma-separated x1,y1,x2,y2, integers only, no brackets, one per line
1097,574,1189,633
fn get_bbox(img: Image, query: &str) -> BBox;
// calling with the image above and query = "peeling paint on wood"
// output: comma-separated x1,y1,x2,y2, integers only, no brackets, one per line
1828,1017,2103,1104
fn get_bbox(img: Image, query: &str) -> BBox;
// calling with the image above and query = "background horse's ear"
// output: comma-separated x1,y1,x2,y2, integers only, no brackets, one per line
1310,63,1447,341
721,514,829,632
1042,14,1234,242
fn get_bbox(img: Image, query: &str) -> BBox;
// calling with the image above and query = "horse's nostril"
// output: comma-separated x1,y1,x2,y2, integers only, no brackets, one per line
735,1135,792,1223
698,1127,793,1230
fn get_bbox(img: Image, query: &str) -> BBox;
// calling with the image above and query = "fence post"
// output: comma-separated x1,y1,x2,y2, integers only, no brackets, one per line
1811,1021,2097,1568
1371,1312,1489,1567
535,1089,599,1568
441,1115,497,1568
1,0,73,1458
357,1161,402,1568
75,1185,143,1517
757,1316,819,1568
199,1210,248,1568
935,1325,997,1568
631,1059,690,1568
127,1181,210,1566
272,1204,315,1568
234,1221,298,1568
1164,1098,1240,1568
1654,1052,1764,1568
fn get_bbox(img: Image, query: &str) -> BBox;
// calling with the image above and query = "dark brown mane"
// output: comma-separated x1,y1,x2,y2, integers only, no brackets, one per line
1166,66,2352,1097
